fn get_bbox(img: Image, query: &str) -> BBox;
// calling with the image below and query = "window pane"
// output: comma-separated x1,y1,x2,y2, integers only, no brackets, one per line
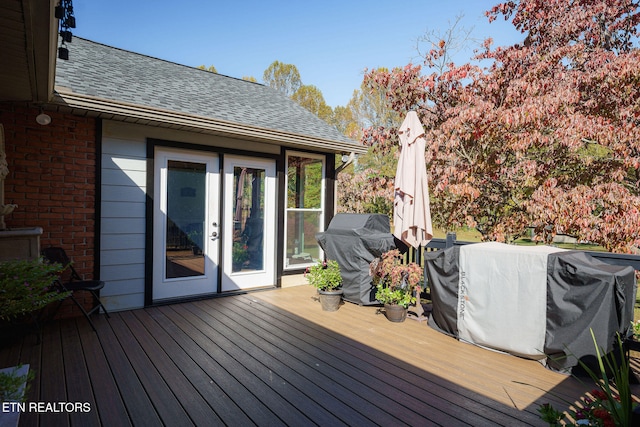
285,210,321,267
165,160,205,278
287,156,323,209
232,166,265,272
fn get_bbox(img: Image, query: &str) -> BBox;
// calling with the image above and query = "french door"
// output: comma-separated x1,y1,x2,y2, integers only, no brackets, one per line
221,155,276,291
152,149,276,301
153,148,220,301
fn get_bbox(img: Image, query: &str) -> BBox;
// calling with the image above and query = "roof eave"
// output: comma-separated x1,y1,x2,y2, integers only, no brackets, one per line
0,0,58,102
52,90,367,155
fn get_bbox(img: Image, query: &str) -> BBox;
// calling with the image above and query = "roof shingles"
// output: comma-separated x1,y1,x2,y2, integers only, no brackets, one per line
55,38,357,146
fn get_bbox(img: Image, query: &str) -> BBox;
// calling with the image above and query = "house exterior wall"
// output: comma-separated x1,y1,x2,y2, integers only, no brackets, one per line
0,104,98,318
0,107,326,315
99,134,147,311
99,120,282,311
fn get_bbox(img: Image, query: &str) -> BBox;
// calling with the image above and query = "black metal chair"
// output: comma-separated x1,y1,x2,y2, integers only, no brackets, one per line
41,247,110,332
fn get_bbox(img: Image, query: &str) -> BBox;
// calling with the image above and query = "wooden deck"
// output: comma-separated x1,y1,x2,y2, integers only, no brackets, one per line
1,285,636,426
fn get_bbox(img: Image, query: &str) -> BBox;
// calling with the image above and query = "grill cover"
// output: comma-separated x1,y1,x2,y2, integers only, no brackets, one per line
316,214,399,305
425,242,636,373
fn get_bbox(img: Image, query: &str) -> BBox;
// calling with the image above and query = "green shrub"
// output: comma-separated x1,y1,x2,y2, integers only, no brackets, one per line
305,259,342,291
0,365,34,403
0,258,68,321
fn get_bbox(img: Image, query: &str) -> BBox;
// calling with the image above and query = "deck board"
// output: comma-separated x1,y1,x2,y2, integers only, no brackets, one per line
152,305,299,425
207,297,480,426
194,299,412,426
176,301,348,425
224,294,541,426
260,295,544,424
2,285,636,426
130,309,233,426
107,313,194,426
118,310,217,426
93,314,162,427
76,318,131,427
39,322,69,427
60,320,100,427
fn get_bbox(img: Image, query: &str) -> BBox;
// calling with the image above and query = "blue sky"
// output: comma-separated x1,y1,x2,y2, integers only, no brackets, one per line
73,1,523,108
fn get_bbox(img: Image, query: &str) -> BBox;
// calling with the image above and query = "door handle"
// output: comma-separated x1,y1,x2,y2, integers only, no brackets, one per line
211,231,218,239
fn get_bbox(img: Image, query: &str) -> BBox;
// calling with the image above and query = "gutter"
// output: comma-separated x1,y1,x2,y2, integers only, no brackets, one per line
52,90,368,155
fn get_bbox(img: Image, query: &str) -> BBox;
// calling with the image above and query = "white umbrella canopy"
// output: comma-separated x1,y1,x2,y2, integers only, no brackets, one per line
393,110,433,249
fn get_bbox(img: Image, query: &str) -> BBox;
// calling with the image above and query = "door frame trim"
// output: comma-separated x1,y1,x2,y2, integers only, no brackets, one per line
144,138,281,307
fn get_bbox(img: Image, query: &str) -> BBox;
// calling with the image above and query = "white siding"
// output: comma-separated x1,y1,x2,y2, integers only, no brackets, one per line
97,120,285,311
100,136,147,311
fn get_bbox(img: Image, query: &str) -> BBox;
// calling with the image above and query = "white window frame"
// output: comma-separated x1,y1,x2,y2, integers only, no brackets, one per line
283,151,326,271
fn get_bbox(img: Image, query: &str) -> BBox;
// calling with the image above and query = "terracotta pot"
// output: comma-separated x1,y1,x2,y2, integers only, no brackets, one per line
318,289,343,312
384,303,407,322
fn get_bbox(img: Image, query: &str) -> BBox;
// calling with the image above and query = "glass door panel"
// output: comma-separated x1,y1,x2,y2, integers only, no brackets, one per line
232,166,265,273
222,156,275,291
153,149,219,301
165,160,206,278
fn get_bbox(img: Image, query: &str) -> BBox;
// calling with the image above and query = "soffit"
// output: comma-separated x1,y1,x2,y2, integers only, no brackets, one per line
0,0,57,102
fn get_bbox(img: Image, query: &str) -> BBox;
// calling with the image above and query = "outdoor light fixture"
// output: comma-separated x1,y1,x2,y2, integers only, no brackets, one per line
56,0,76,60
336,153,355,174
36,109,52,126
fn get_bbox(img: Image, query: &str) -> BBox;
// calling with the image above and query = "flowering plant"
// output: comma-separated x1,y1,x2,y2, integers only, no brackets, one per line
305,259,342,291
0,258,68,321
538,332,636,427
370,249,422,308
539,389,620,427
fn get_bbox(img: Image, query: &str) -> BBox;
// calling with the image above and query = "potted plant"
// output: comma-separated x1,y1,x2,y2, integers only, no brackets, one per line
0,258,68,325
0,364,33,402
370,249,422,322
305,259,343,311
0,364,34,426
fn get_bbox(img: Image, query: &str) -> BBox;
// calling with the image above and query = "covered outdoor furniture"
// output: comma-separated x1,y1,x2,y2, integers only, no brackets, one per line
41,246,110,332
316,213,400,305
425,242,637,373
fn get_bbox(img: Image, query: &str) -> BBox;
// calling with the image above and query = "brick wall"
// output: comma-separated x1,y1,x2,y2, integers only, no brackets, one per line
1,103,98,318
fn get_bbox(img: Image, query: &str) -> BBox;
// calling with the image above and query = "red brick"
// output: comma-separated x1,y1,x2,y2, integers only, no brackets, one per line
1,104,99,320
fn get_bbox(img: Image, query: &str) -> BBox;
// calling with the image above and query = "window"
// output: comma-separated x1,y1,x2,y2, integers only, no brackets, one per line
285,152,325,269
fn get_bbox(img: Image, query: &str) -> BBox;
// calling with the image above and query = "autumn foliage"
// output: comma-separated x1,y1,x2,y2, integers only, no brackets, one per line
340,0,640,253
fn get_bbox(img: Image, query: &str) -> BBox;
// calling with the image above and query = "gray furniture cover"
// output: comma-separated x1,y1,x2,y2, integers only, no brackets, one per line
316,213,399,305
425,242,636,373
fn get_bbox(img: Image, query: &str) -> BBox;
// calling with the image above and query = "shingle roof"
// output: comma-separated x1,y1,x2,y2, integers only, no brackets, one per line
54,38,360,149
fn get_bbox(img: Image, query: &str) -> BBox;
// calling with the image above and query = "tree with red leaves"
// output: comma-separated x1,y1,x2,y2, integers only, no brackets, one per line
347,0,640,253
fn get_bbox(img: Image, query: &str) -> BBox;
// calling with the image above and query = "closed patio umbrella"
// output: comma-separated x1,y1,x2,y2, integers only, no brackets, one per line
393,110,433,249
393,111,433,320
